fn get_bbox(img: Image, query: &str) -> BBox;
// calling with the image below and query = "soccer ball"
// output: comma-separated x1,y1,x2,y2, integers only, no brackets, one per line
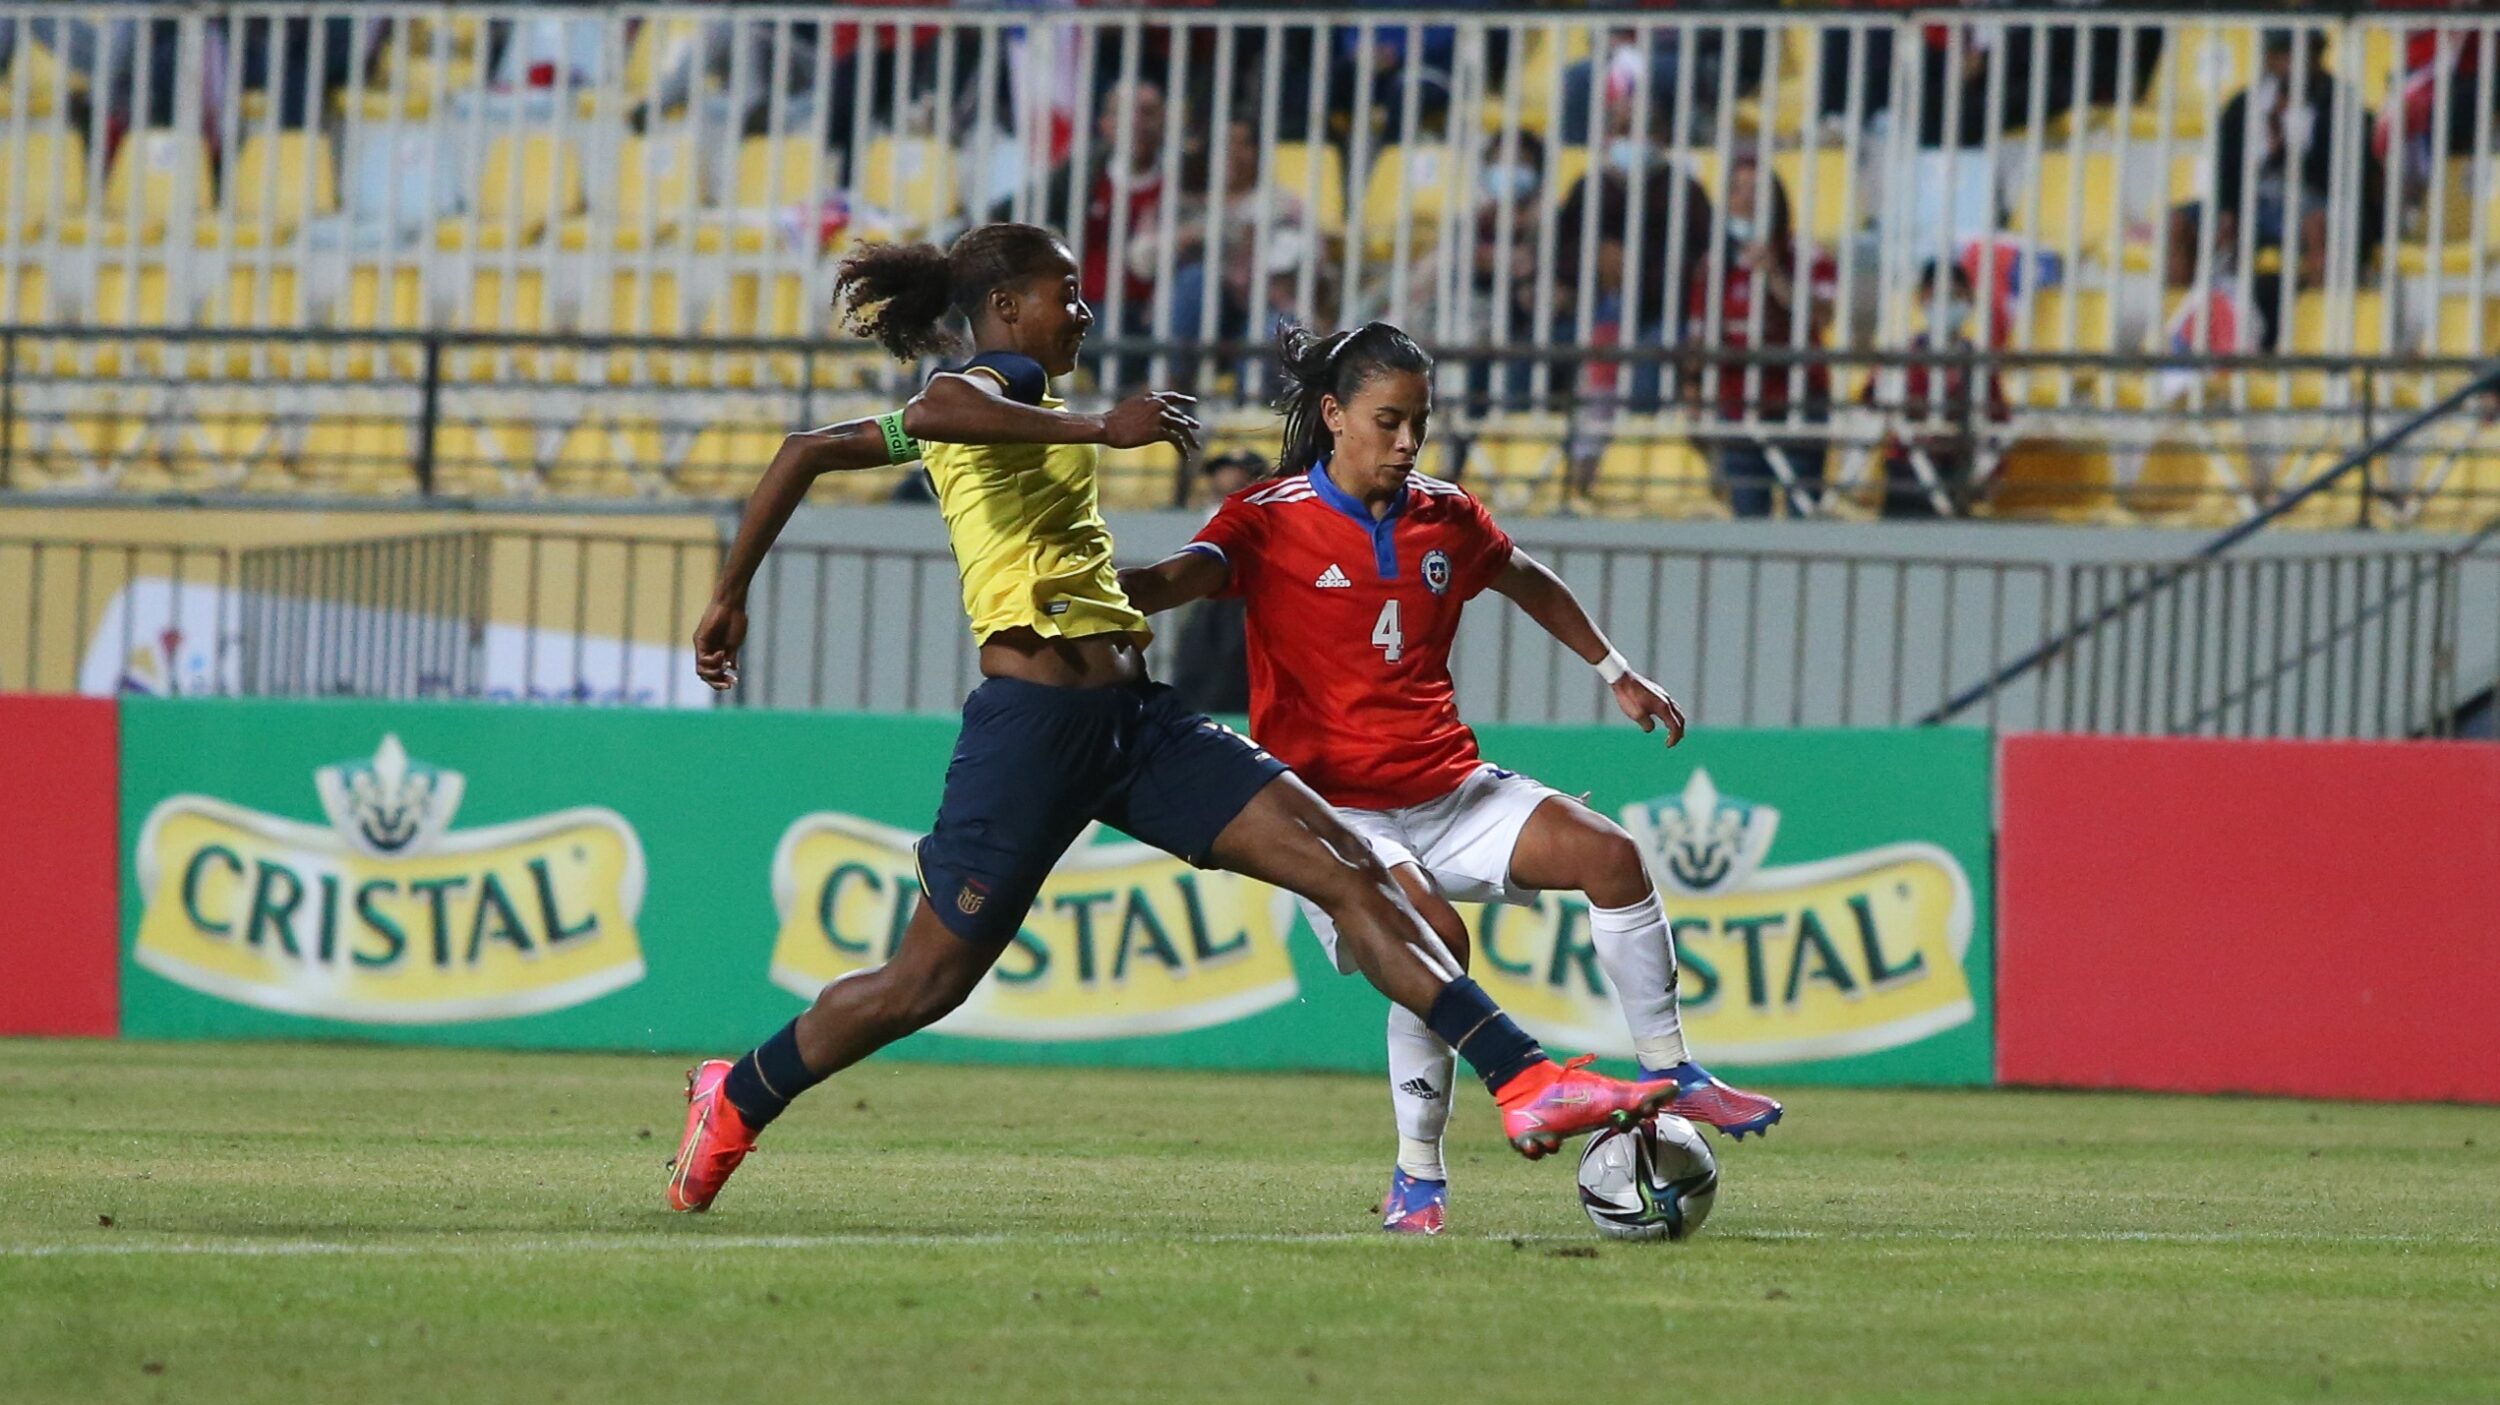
1575,1114,1719,1242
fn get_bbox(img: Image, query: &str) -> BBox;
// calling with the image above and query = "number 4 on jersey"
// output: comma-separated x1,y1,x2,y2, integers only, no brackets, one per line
1372,600,1404,664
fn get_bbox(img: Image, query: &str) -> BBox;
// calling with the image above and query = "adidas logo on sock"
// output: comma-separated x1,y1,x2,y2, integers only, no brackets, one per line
1314,563,1353,588
1397,1077,1442,1101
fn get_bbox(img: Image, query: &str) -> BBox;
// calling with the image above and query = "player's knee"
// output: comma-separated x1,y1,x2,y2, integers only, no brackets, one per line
1585,828,1653,908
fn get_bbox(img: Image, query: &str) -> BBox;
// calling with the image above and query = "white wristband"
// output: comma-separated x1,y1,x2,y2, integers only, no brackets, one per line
1595,648,1630,684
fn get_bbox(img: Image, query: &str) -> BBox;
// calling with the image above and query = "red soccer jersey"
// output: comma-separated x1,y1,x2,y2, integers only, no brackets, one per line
1191,465,1513,811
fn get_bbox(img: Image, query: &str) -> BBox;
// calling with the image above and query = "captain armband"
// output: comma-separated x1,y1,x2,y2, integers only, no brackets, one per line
875,409,921,465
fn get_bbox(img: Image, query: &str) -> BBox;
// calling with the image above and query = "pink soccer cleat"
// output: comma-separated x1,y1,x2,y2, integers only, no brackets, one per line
1380,1167,1447,1235
1644,1061,1785,1140
1495,1055,1674,1160
666,1059,758,1212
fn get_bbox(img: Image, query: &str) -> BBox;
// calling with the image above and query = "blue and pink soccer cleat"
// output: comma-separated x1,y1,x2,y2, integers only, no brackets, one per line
1643,1060,1784,1140
1380,1167,1447,1235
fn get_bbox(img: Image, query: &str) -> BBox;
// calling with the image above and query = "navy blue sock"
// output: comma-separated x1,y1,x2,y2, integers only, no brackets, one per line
722,1020,824,1130
1425,978,1545,1095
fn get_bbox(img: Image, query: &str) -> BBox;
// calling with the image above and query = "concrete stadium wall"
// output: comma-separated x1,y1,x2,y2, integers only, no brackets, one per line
757,504,2495,733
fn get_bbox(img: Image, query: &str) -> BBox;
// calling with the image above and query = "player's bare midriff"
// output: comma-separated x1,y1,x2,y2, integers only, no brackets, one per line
978,629,1149,689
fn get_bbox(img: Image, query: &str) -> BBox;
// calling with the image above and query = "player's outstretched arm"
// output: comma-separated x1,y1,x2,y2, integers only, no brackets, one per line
1491,549,1688,745
696,415,906,691
1116,547,1229,617
905,372,1200,453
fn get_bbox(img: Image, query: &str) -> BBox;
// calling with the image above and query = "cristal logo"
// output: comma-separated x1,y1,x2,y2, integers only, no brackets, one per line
1631,770,1779,895
1469,766,1978,1065
132,735,647,1024
768,814,1298,1040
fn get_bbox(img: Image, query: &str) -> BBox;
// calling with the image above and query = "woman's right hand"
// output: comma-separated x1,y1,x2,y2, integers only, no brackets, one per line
1101,391,1201,455
693,598,747,691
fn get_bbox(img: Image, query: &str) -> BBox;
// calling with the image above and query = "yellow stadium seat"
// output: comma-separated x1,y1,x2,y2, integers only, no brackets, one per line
1593,428,1728,520
586,270,696,385
1361,144,1461,260
676,422,785,498
624,18,703,96
1096,443,1183,509
2118,437,2243,525
174,404,284,492
1269,143,1348,238
300,413,417,495
1460,414,1570,517
2393,160,2500,275
857,137,954,236
703,272,818,387
1502,26,1592,135
58,130,211,247
202,132,338,248
547,419,669,498
0,39,68,119
565,135,696,251
2012,151,2124,265
1771,149,1862,248
2239,291,2390,411
1988,439,2123,522
690,136,832,252
209,264,308,376
456,268,559,381
0,128,88,238
436,133,583,250
327,265,427,380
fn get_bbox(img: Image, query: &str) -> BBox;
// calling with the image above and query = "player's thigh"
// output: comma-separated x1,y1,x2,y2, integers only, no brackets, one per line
1505,790,1649,902
1203,768,1390,905
1419,767,1570,903
1103,686,1290,866
919,677,1113,943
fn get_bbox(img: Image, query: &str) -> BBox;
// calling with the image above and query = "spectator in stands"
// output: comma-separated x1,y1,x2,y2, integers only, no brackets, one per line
1325,23,1454,146
1018,78,1171,314
1124,113,1311,347
2375,15,2500,214
225,15,371,128
1550,153,1715,415
1684,153,1835,519
0,16,181,133
2165,29,2385,324
1170,449,1265,716
636,14,824,138
1559,22,1762,146
1874,261,2009,520
1403,130,1548,403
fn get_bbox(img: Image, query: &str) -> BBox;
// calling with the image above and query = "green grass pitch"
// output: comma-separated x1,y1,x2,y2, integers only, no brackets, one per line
3,1040,2495,1404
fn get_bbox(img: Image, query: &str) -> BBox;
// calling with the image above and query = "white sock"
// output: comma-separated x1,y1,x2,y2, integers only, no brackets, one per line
1386,1003,1454,1182
1587,890,1690,1070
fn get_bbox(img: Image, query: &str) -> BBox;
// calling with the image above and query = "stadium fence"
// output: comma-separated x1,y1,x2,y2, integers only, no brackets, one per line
1,5,2496,522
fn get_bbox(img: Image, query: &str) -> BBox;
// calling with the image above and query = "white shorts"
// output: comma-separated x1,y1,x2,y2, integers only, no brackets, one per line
1300,763,1561,974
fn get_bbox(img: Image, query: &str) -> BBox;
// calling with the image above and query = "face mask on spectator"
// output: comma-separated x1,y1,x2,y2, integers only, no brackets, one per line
1940,297,1974,329
1726,216,1755,243
1479,165,1538,203
1603,138,1645,173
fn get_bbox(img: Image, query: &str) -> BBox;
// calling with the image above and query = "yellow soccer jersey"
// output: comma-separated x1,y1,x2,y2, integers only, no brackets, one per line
921,352,1151,645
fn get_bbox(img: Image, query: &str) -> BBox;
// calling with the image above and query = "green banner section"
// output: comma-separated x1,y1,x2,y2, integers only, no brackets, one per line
120,699,1992,1084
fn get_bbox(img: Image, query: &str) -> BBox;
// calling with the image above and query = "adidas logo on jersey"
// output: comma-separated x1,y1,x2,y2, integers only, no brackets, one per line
1398,1077,1442,1101
1314,563,1353,589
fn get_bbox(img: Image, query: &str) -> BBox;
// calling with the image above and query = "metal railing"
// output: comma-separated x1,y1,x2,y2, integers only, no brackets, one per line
1927,360,2500,735
2,6,2495,519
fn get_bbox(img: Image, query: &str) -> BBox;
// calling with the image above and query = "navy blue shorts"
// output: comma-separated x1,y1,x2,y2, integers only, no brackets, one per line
915,677,1290,944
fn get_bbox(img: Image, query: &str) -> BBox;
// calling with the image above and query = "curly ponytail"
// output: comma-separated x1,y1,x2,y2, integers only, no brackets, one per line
1271,321,1433,478
835,221,1071,362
